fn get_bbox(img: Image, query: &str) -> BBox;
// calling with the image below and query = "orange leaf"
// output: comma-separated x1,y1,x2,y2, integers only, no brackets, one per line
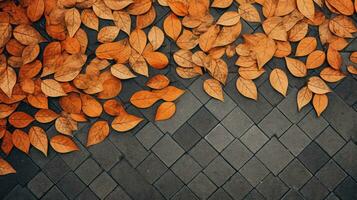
297,86,313,111
0,103,18,119
269,68,288,96
13,24,45,45
64,8,81,38
320,67,346,83
327,46,342,70
41,79,67,97
112,112,143,132
236,77,258,100
103,99,125,116
130,90,160,108
326,0,354,15
163,13,182,41
22,44,40,65
238,3,261,22
0,158,16,175
306,50,325,69
295,37,317,56
87,121,109,147
313,94,328,117
59,93,81,114
9,111,34,128
155,102,176,121
285,57,307,77
1,131,13,155
217,11,240,26
12,129,30,154
29,126,48,156
27,0,44,22
307,76,331,94
148,26,164,51
143,51,169,69
50,135,79,153
153,86,185,102
129,29,147,54
0,67,16,98
203,79,224,101
81,9,99,31
80,94,103,117
146,74,170,90
34,109,58,123
297,0,315,20
111,64,136,79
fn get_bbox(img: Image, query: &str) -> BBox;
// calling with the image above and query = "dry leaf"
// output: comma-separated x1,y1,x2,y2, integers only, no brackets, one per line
129,29,147,54
212,0,233,8
313,94,328,117
9,111,34,128
274,41,291,58
50,135,79,153
112,112,143,132
81,9,99,31
252,34,276,68
308,76,331,94
113,11,131,35
55,116,77,135
297,86,313,111
199,25,220,52
143,51,169,69
269,68,288,96
176,66,203,78
288,21,308,42
93,0,114,20
81,94,103,117
0,103,19,119
347,65,357,75
238,3,261,22
27,0,44,22
153,86,185,101
350,52,357,63
98,26,120,43
285,57,307,77
163,13,182,41
326,0,354,15
41,79,66,97
262,17,287,41
0,67,16,98
297,0,315,20
13,25,45,45
306,50,326,69
217,11,240,26
295,37,317,56
239,65,265,80
173,49,194,68
103,99,125,116
136,6,156,29
12,129,30,154
35,109,58,123
329,15,357,38
111,64,136,79
59,93,81,114
327,46,342,70
148,26,164,51
87,121,109,147
29,126,48,156
155,102,176,121
0,158,16,175
203,79,224,101
65,8,81,38
130,90,160,108
146,74,170,90
236,77,257,100
320,67,346,82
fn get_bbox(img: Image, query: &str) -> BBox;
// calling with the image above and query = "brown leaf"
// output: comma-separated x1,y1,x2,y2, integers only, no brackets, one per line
50,135,79,153
163,13,182,41
81,9,99,31
212,0,233,8
329,15,357,38
87,121,109,147
326,0,354,15
199,25,220,52
274,41,291,58
308,76,331,94
205,59,228,85
111,112,143,132
29,126,48,156
55,116,77,135
103,99,125,116
350,52,357,63
9,111,34,128
146,74,170,90
143,51,169,69
288,21,308,42
217,11,240,26
21,44,39,65
173,49,194,68
1,131,13,155
98,26,120,43
136,6,156,29
27,0,44,22
12,129,30,154
176,66,203,79
252,34,276,69
269,68,288,96
297,0,315,20
62,37,81,55
111,64,136,80
129,29,147,54
236,77,257,100
313,94,328,117
327,46,342,70
0,103,19,119
35,109,58,123
155,102,176,121
54,54,87,82
148,26,164,51
262,17,287,41
320,67,346,83
130,90,160,108
213,22,242,48
103,0,133,10
274,0,296,16
127,0,152,15
129,50,149,76
59,93,81,114
153,86,185,101
297,86,313,111
203,79,224,101
96,41,130,61
0,158,16,175
0,67,16,98
97,73,122,99
80,94,103,117
13,24,45,45
113,11,131,35
306,50,326,69
285,57,307,77
295,37,317,57
41,79,66,97
93,0,114,20
65,8,81,38
239,65,265,80
347,65,357,75
238,3,261,22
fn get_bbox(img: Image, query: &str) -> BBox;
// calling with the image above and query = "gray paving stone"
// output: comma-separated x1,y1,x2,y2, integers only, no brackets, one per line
316,126,346,156
57,172,86,200
279,125,311,156
222,139,253,170
240,125,268,153
110,160,164,200
154,170,184,199
189,76,211,104
60,140,90,170
27,172,53,198
281,190,304,200
188,173,217,200
258,108,292,138
300,177,329,200
105,187,131,200
335,76,357,106
205,124,234,152
137,153,167,184
136,122,163,150
42,156,71,183
152,134,184,167
298,110,329,139
325,193,341,200
209,188,233,200
259,79,285,106
298,141,329,174
239,157,269,187
223,173,252,200
89,172,117,199
257,137,294,175
4,185,36,200
225,79,273,123
76,188,99,200
256,174,289,200
171,186,199,200
334,177,357,200
277,88,312,123
88,139,122,171
188,107,219,137
189,139,218,168
205,92,236,120
203,156,235,187
173,123,201,151
316,160,347,191
322,93,357,141
221,106,254,138
109,132,148,168
334,141,357,180
172,155,202,184
29,147,55,169
278,159,312,190
244,189,265,200
156,91,202,134
41,186,68,200
75,158,102,185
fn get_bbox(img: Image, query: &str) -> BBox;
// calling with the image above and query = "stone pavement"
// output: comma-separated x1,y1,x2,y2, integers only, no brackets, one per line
1,2,357,200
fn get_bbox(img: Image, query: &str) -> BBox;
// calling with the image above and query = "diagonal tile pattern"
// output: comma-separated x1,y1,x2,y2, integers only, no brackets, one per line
1,2,357,200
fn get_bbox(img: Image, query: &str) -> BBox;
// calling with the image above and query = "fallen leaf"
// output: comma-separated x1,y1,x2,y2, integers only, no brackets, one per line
212,0,233,8
238,3,261,22
81,9,99,31
80,94,103,117
111,64,136,79
50,135,79,153
87,121,109,147
306,50,326,69
173,49,194,68
203,79,224,101
326,0,354,15
308,76,331,94
146,74,170,90
29,126,48,156
148,26,164,51
0,158,16,175
297,86,313,111
97,26,120,43
130,90,160,108
327,46,342,70
9,112,34,128
41,79,67,97
217,11,240,26
0,67,16,98
269,68,288,96
112,112,143,132
295,37,317,56
13,25,45,45
113,11,131,35
93,0,114,20
12,129,30,154
103,99,125,116
155,101,176,121
0,103,19,119
313,94,328,117
297,0,315,20
199,25,220,52
129,29,147,54
55,116,77,135
143,51,169,69
347,65,357,75
65,8,81,38
329,15,357,38
236,77,257,100
320,67,346,82
285,57,307,77
34,109,58,123
153,86,185,101
163,13,182,41
59,93,81,114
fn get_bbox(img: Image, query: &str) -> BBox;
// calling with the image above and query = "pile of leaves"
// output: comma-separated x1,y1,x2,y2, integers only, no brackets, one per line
0,0,356,175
